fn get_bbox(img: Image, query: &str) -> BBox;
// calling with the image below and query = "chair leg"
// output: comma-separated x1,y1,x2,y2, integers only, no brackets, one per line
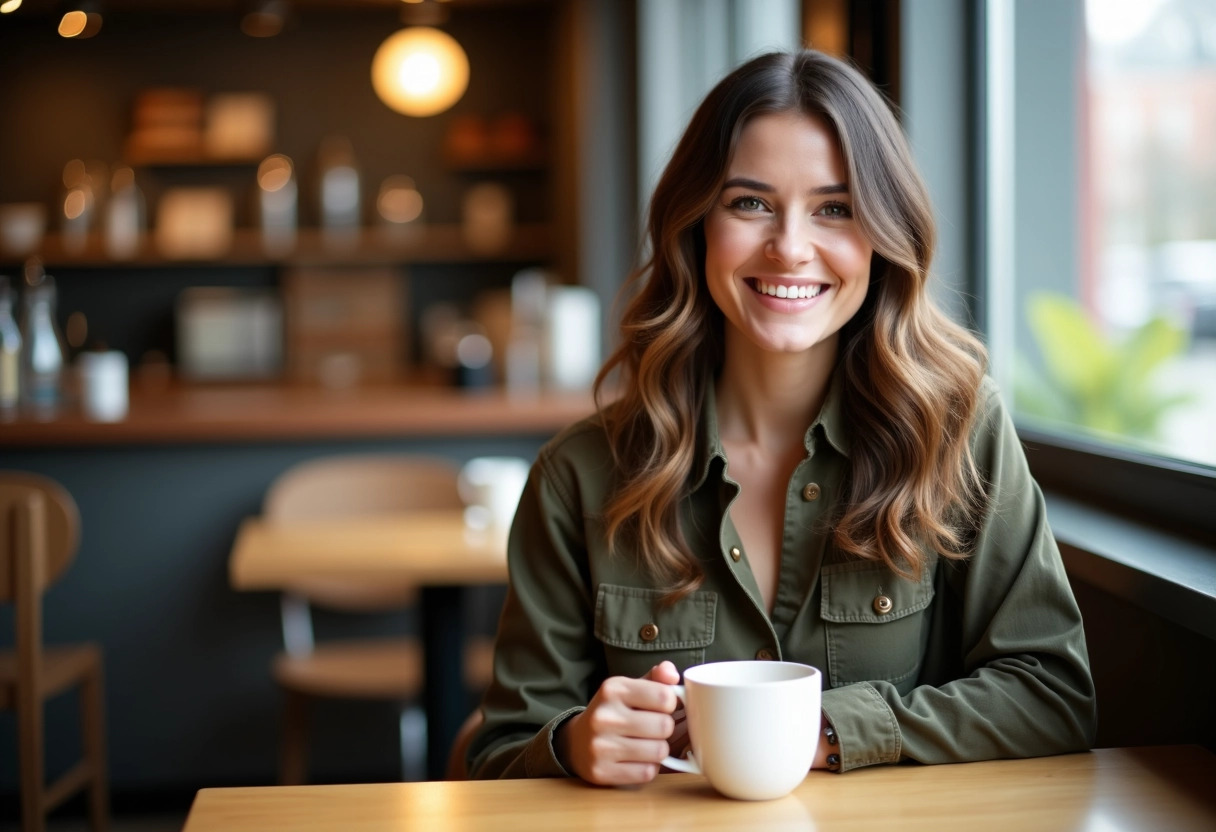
398,705,427,782
280,689,310,785
81,663,110,832
17,682,45,832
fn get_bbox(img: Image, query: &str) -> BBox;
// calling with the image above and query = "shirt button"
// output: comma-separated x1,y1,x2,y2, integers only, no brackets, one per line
755,647,776,661
801,482,822,501
873,594,894,615
639,622,660,642
729,546,742,562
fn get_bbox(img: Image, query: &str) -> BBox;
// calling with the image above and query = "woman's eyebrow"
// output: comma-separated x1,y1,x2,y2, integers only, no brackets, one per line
722,177,775,192
721,177,849,196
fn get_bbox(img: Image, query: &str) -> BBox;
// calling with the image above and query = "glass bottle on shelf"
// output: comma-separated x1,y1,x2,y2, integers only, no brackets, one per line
60,158,97,255
19,258,67,421
0,275,21,421
318,137,361,249
105,165,145,259
257,153,298,256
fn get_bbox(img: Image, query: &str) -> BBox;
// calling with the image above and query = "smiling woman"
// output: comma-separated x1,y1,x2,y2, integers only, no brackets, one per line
468,49,1096,788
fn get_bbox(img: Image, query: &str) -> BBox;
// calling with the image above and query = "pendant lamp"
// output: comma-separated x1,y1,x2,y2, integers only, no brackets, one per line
371,2,468,118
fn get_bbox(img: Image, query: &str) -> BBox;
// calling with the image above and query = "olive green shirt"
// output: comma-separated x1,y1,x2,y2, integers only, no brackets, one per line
468,376,1097,778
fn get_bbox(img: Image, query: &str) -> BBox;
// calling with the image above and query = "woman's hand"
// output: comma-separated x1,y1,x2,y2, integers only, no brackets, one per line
555,661,681,785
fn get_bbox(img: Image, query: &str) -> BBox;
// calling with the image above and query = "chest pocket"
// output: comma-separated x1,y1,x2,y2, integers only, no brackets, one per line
820,561,935,692
594,584,717,679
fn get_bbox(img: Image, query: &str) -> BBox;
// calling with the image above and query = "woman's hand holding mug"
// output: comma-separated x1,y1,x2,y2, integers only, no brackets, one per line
555,661,681,785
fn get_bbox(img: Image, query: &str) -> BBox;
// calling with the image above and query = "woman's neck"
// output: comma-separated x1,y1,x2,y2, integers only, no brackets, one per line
715,333,837,453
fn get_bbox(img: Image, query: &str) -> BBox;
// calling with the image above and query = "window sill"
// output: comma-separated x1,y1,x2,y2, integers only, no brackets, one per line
1046,492,1216,642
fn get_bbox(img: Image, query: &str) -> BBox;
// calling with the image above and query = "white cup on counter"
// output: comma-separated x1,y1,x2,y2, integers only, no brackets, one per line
661,661,821,800
77,350,129,422
458,456,530,536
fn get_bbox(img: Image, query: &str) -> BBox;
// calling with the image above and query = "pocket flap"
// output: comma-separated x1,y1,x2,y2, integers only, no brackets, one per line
594,584,717,651
820,561,934,624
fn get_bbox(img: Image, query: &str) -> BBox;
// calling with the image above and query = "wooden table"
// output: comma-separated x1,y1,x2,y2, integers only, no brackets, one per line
183,746,1216,831
229,510,509,779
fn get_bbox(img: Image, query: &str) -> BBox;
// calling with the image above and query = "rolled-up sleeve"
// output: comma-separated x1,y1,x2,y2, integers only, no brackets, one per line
821,385,1097,771
467,444,598,779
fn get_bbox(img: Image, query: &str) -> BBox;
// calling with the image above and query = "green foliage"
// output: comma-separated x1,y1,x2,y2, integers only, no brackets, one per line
1014,293,1193,440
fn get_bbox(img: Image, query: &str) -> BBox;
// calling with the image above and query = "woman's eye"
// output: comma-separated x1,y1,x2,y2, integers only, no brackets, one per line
729,196,765,212
818,201,852,219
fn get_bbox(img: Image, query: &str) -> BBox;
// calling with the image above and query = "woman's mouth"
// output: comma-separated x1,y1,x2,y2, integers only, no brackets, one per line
746,278,826,300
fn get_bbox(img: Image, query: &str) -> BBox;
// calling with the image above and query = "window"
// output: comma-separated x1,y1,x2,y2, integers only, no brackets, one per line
983,0,1216,538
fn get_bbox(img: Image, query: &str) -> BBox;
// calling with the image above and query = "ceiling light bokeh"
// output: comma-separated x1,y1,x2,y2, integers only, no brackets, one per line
59,6,103,39
371,26,469,117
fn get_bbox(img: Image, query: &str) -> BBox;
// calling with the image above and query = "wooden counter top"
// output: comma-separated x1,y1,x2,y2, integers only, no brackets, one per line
183,747,1216,832
0,383,597,447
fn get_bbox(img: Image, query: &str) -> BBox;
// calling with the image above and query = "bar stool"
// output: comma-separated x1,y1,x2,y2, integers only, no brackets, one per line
0,471,109,832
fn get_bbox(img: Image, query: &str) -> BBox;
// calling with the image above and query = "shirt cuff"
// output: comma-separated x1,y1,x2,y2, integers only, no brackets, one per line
524,706,586,778
821,682,901,772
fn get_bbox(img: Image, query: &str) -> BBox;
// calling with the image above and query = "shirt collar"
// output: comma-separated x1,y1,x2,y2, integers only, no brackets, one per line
691,380,727,491
690,367,851,492
807,369,851,459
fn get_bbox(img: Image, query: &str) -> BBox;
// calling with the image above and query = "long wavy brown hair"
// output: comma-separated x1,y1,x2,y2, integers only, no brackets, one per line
593,50,988,601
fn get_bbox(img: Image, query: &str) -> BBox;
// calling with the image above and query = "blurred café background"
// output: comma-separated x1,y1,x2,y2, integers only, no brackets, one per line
2,0,1215,829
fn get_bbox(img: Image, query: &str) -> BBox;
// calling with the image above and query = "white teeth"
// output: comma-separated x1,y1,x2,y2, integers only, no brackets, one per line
754,280,824,299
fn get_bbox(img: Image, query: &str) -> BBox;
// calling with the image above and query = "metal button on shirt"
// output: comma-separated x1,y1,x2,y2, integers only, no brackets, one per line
755,647,776,660
729,546,742,562
873,594,894,615
801,482,822,501
639,623,659,642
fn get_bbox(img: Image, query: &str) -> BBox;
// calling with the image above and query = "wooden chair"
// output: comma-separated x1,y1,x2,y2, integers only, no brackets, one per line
445,708,486,781
263,455,494,784
0,472,108,832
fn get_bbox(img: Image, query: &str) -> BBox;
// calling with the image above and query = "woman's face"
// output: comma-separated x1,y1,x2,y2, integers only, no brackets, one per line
704,110,873,361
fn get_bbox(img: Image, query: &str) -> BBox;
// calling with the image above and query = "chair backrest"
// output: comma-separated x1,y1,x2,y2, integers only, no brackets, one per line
263,455,464,613
0,471,80,603
264,455,463,521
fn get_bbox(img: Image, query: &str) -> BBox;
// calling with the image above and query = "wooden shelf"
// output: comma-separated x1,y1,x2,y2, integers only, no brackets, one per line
0,382,596,447
124,153,263,169
2,223,553,269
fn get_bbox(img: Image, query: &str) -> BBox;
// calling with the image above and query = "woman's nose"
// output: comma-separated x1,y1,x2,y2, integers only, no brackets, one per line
765,217,815,267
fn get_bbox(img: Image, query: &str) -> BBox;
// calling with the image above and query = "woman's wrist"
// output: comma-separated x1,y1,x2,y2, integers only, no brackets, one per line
552,713,581,777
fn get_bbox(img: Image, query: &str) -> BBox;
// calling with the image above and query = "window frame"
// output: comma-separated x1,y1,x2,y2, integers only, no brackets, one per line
1020,428,1216,544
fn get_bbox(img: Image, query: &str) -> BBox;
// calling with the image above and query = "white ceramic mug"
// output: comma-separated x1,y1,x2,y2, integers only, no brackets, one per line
458,456,530,534
662,660,821,800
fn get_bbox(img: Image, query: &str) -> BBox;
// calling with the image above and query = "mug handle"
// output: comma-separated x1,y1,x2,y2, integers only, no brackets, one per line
660,685,701,774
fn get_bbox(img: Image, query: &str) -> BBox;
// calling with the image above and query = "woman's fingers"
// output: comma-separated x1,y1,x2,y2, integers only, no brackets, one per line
585,694,675,738
626,709,676,740
589,761,663,785
607,675,679,714
597,735,671,765
642,660,681,685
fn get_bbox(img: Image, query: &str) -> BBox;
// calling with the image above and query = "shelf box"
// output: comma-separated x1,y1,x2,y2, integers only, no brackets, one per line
282,266,408,386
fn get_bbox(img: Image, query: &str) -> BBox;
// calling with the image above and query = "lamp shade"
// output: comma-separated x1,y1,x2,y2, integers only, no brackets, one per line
371,26,469,117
